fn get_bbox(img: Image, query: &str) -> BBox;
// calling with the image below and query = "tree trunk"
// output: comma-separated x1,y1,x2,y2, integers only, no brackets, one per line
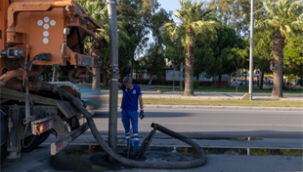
218,74,222,89
259,72,264,90
184,31,195,96
52,70,56,82
148,76,154,85
92,68,100,91
90,37,102,91
236,75,239,92
173,66,175,92
271,28,285,97
245,72,247,88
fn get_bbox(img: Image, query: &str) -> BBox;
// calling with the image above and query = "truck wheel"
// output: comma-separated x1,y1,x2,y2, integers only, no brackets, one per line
21,132,51,153
21,135,41,153
36,132,51,146
1,142,7,164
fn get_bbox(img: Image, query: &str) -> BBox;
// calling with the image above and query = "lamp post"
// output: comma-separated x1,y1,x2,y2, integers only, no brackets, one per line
249,0,255,100
107,0,119,158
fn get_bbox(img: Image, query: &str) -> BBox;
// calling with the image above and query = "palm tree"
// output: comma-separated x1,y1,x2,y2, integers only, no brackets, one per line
255,0,303,97
162,0,220,96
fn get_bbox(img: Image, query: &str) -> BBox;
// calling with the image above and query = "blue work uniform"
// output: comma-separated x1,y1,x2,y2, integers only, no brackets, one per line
120,83,142,149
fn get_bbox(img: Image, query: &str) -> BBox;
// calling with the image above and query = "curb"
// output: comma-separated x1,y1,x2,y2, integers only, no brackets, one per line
102,104,303,111
102,95,303,101
165,91,303,96
101,90,303,97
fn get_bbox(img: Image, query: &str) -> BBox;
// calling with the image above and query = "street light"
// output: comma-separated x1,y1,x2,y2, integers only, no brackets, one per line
107,0,119,159
249,0,254,100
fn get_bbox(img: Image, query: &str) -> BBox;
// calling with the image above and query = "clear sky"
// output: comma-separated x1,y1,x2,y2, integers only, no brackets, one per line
157,0,181,13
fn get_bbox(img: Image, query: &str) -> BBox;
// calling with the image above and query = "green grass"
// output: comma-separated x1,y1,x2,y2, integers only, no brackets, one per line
102,98,303,107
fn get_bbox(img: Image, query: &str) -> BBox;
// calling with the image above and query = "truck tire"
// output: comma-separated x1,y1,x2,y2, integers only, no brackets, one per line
21,132,50,152
36,132,51,146
21,135,41,153
1,142,7,164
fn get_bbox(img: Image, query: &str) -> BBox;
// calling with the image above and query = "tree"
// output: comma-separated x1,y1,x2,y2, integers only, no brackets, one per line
253,29,275,89
116,0,160,76
150,8,172,45
163,0,220,95
255,0,303,97
141,8,171,85
201,25,239,88
208,0,251,37
283,36,303,86
230,46,249,91
144,44,166,85
208,0,274,37
284,36,303,76
51,66,60,82
163,33,185,90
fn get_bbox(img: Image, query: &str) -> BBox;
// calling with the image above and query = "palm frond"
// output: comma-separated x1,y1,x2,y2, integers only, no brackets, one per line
257,0,303,38
163,0,220,48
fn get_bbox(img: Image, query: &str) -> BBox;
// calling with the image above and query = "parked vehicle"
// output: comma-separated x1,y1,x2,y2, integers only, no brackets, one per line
0,0,101,164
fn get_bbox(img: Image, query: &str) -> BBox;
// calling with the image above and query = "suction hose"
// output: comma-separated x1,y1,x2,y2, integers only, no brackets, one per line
36,82,207,169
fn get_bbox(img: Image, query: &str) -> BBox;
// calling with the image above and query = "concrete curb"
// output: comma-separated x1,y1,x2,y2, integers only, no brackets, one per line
165,91,303,96
101,90,303,97
102,104,303,111
102,95,303,101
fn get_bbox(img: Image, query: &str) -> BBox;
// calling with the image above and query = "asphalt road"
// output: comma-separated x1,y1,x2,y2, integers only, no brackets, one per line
92,107,303,138
2,108,303,172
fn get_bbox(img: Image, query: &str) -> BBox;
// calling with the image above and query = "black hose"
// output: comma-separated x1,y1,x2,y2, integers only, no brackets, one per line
151,123,206,157
36,82,207,169
3,58,16,66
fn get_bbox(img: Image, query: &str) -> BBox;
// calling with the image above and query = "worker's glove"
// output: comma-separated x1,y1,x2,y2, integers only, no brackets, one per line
139,109,145,120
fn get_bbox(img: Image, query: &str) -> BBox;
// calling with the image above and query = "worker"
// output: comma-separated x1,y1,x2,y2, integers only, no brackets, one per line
118,76,144,156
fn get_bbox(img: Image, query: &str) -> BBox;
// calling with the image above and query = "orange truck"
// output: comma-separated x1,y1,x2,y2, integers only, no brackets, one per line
0,0,101,164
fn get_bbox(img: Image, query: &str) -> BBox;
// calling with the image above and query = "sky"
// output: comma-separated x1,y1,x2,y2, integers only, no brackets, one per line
157,0,180,13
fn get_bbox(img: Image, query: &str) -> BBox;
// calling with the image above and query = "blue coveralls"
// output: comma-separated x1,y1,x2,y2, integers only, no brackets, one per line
120,83,142,149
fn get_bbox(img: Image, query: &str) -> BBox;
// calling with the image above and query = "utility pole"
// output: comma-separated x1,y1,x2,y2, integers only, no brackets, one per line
249,0,254,100
107,0,119,157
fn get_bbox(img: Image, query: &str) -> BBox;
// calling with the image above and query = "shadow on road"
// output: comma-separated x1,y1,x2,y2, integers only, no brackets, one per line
92,111,195,119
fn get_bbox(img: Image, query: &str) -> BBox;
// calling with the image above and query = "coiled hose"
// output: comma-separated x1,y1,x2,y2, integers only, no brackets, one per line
37,82,207,169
